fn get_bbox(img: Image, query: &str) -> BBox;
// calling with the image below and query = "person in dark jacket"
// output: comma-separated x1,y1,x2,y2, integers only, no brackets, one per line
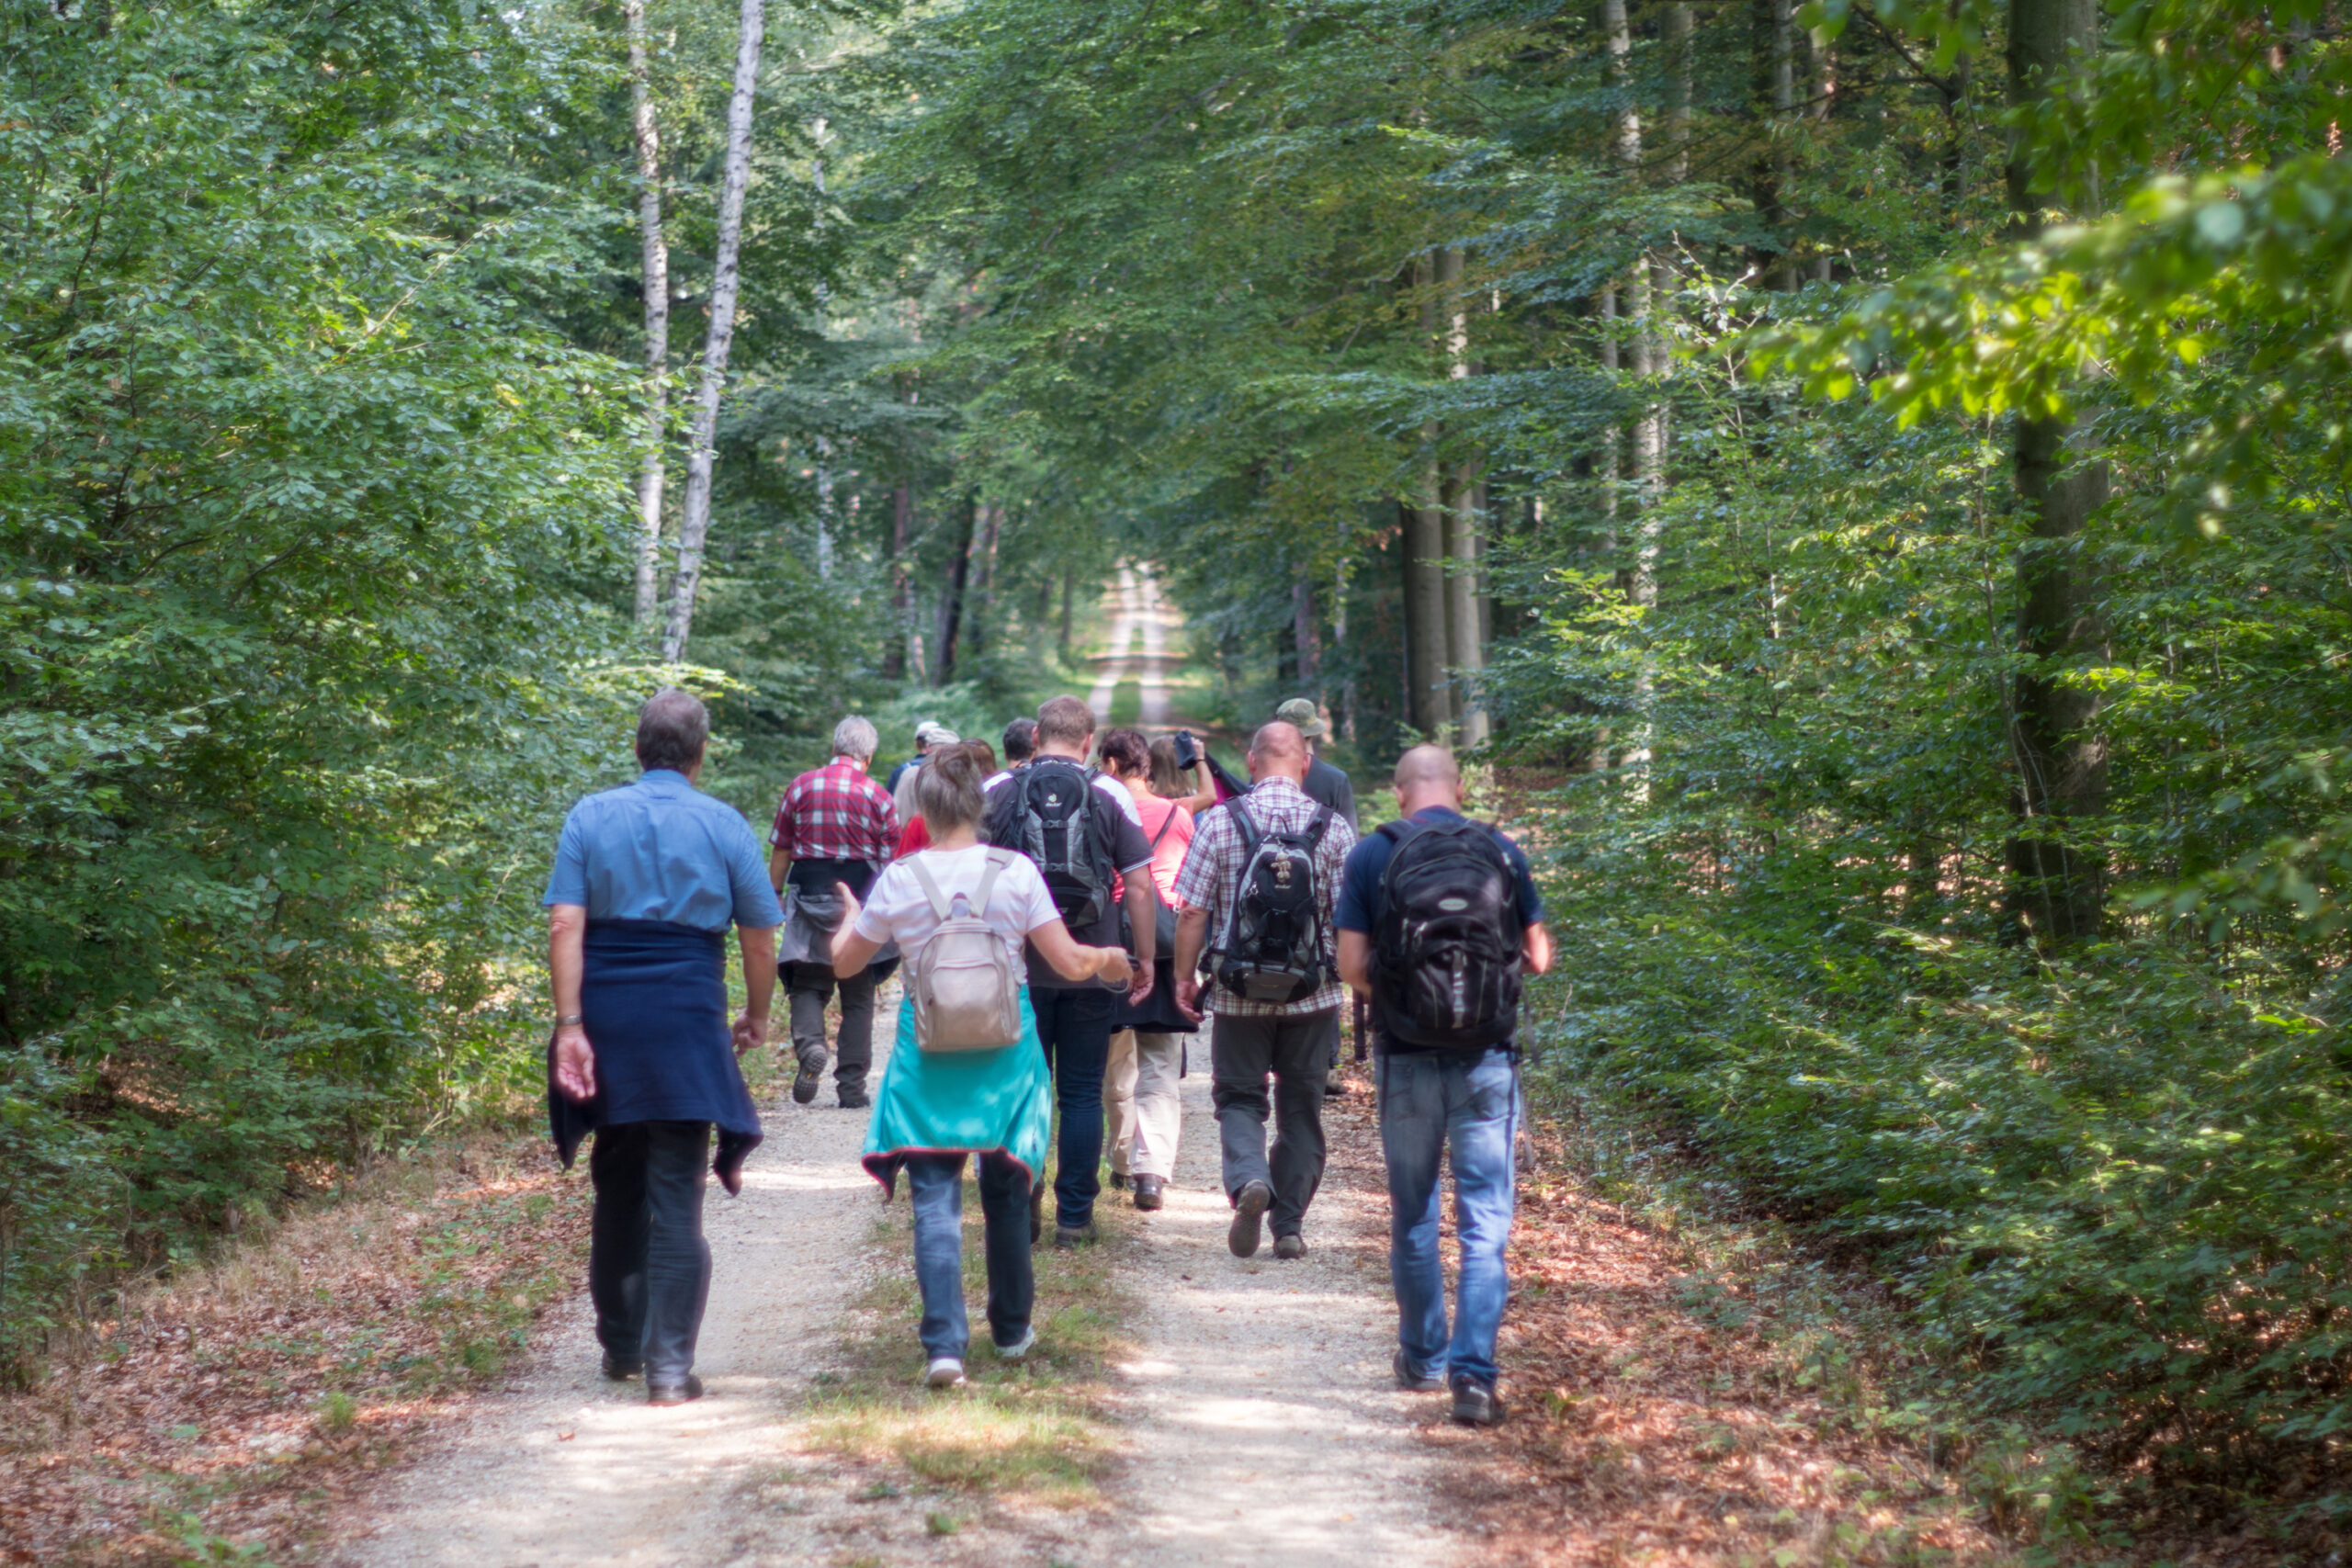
1272,697,1358,831
546,689,783,1406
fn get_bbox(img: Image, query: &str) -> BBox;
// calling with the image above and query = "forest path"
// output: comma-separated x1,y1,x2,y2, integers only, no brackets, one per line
1093,1060,1462,1567
1086,561,1182,727
330,1058,889,1567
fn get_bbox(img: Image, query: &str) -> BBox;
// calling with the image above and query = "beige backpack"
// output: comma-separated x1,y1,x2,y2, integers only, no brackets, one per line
905,849,1025,1053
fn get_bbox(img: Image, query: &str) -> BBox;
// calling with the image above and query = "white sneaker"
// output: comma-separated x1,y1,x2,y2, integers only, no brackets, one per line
993,1325,1037,1360
924,1356,966,1389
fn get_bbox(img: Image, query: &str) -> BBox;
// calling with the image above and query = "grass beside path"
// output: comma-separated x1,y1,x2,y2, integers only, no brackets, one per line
802,1183,1137,1510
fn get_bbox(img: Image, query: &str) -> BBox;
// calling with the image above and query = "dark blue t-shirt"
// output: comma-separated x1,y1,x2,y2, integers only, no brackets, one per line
1333,807,1544,935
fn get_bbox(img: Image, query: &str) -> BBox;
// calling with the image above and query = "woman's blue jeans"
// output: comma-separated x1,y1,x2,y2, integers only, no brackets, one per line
904,1151,1035,1360
1378,1047,1518,1391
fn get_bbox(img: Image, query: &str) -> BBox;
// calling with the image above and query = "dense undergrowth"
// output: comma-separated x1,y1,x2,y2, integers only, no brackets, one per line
1522,818,2352,1526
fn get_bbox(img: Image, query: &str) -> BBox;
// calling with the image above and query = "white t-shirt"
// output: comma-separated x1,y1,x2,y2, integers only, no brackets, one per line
854,845,1061,969
980,763,1142,824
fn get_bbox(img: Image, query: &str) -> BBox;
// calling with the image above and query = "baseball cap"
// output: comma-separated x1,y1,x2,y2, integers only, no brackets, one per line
1272,697,1327,739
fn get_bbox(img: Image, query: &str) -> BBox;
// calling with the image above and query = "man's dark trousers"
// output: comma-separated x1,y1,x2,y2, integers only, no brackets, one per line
1210,1009,1338,1237
1032,987,1119,1228
786,960,876,1101
588,1120,711,1384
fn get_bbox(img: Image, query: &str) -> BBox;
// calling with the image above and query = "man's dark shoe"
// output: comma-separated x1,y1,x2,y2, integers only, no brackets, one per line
1227,1179,1272,1258
601,1350,643,1382
1132,1175,1165,1212
646,1373,705,1407
792,1043,828,1105
1394,1350,1445,1393
837,1090,870,1111
1273,1233,1306,1260
1053,1223,1097,1249
1029,1181,1046,1249
1449,1378,1505,1427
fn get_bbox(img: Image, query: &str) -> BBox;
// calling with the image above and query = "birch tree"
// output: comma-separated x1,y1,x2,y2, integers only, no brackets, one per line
660,0,765,663
626,0,672,633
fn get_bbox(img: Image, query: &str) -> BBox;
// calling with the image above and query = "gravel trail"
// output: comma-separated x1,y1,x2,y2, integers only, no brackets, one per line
332,1058,886,1568
1095,1055,1461,1568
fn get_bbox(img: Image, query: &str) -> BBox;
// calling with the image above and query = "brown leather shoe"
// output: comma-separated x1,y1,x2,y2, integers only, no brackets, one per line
1132,1175,1165,1211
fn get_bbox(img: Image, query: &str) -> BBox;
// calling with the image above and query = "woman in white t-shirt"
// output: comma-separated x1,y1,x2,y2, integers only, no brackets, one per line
831,749,1130,1390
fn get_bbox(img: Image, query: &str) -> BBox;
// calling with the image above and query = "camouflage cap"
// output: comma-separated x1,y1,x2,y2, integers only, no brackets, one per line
1272,697,1328,739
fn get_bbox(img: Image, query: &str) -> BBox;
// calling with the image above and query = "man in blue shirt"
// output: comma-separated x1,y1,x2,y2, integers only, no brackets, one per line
1335,744,1551,1429
544,688,783,1407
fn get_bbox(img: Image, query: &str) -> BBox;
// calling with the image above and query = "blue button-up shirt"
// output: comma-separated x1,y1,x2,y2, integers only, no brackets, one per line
542,770,785,932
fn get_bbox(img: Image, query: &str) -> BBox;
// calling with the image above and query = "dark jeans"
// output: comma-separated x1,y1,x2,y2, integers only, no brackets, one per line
1380,1048,1518,1390
1209,1009,1337,1236
904,1152,1035,1360
786,961,875,1098
1031,986,1118,1228
588,1120,711,1384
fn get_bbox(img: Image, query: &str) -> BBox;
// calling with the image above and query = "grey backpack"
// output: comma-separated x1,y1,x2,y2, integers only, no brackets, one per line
905,849,1025,1053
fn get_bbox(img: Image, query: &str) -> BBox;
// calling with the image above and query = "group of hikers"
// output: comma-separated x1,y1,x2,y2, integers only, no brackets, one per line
543,684,1549,1431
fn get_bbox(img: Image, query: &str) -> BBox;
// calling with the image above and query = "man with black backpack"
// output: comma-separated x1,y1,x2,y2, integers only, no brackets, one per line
982,695,1159,1248
1171,721,1359,1261
1336,745,1551,1429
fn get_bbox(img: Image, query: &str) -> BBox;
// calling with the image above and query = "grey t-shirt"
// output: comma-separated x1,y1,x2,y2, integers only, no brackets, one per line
984,758,1154,988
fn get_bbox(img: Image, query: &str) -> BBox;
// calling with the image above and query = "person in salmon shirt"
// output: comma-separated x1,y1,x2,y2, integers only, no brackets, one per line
1094,727,1197,1211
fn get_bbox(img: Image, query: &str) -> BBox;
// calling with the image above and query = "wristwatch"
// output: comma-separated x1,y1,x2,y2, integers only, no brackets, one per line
555,1013,584,1028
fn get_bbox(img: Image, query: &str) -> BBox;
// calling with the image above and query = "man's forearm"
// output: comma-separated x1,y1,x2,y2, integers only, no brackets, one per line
549,910,586,1016
1173,907,1209,977
766,846,791,893
739,926,777,1018
1125,878,1158,970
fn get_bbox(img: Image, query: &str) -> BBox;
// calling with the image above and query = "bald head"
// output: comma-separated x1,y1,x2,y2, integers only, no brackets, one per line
1247,721,1310,784
1392,744,1461,812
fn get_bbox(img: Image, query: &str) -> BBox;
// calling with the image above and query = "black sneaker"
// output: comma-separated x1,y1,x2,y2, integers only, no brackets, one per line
601,1350,643,1382
1394,1351,1445,1393
646,1372,705,1407
792,1043,828,1105
1227,1179,1272,1258
1449,1377,1505,1427
837,1090,870,1111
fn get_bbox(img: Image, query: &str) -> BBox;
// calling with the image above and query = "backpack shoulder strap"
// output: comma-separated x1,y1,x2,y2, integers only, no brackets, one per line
1301,805,1333,851
1147,801,1178,851
906,852,956,922
1229,796,1261,856
971,847,1013,913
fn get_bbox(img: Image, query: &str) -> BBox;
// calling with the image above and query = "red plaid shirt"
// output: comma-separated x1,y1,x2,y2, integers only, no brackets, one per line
769,758,899,863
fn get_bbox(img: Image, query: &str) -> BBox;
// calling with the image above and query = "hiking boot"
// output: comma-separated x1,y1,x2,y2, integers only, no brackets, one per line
601,1350,642,1382
646,1373,704,1407
1053,1222,1097,1249
837,1090,870,1111
791,1043,828,1105
1449,1378,1506,1427
1132,1175,1165,1212
993,1325,1037,1360
1227,1179,1272,1258
924,1357,967,1390
1394,1351,1446,1393
1273,1233,1306,1260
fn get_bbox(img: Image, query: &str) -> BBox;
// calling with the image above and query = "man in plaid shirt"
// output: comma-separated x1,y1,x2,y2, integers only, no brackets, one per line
766,715,899,1109
1172,721,1358,1261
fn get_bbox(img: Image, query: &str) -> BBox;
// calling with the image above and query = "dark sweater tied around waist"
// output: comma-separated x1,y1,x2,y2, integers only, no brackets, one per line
547,919,763,1194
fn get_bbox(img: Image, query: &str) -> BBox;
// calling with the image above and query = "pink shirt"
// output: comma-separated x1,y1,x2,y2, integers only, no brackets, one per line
1125,791,1194,906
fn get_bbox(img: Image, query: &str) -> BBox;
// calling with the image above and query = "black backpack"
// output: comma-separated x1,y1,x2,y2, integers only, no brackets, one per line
1372,817,1523,1048
1212,798,1334,1004
1005,758,1115,930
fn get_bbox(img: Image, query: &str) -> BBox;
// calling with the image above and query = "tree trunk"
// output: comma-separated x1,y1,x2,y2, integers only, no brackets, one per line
1664,2,1692,184
1058,563,1076,665
933,492,978,685
1753,0,1797,288
964,501,1001,663
1405,254,1453,736
1439,246,1487,746
2003,0,2109,945
659,0,765,663
881,478,912,679
625,0,672,636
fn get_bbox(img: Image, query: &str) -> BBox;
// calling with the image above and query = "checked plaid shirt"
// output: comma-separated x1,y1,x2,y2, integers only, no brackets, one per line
769,757,899,864
1172,774,1357,1018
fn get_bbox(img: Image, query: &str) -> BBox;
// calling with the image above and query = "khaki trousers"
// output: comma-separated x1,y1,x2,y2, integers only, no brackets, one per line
1108,1029,1186,1180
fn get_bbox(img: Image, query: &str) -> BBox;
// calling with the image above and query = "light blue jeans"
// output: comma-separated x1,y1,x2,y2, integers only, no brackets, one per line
1378,1047,1518,1391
